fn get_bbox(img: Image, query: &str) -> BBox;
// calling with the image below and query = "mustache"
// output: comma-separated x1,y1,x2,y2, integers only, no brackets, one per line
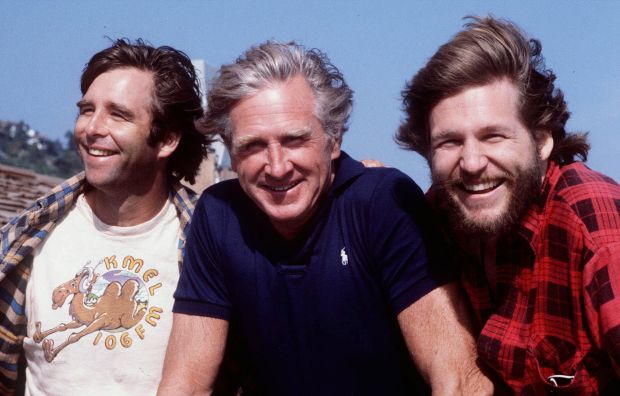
431,172,515,190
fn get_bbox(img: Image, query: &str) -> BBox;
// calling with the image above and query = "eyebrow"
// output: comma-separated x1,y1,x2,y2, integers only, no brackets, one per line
75,100,135,120
431,129,460,142
479,125,515,135
285,128,312,139
231,134,261,152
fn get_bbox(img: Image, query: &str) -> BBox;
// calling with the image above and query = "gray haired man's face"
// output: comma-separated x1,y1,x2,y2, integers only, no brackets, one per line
229,75,341,239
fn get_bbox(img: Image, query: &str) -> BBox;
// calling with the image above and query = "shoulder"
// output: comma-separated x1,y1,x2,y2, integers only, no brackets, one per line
544,162,620,242
0,173,85,268
1,172,85,235
192,179,254,225
340,166,426,208
199,178,245,207
547,162,620,207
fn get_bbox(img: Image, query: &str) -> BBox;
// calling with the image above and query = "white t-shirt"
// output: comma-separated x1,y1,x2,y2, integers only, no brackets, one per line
24,194,180,396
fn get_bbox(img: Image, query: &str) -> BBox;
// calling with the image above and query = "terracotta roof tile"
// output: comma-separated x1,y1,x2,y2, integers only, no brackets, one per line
0,164,63,227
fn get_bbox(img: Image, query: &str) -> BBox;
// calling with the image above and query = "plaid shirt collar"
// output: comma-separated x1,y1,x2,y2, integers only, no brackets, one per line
1,173,196,268
512,161,558,251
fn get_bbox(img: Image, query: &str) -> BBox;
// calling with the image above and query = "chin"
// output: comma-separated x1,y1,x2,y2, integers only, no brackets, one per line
265,209,301,226
84,170,126,191
458,203,521,237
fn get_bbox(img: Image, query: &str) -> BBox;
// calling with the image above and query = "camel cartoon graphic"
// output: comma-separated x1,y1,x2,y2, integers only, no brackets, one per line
33,262,148,362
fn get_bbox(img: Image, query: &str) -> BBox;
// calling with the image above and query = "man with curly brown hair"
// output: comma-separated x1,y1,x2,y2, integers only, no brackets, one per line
397,16,620,394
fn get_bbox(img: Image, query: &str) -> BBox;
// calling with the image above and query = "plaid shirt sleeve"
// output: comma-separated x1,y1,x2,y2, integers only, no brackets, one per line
579,177,620,375
0,173,85,394
170,181,197,269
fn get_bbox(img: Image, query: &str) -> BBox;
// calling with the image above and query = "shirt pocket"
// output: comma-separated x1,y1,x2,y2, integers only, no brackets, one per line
527,333,598,393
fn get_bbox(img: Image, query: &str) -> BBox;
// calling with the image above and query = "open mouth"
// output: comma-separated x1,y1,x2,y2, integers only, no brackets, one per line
263,180,301,193
459,179,504,194
84,146,117,157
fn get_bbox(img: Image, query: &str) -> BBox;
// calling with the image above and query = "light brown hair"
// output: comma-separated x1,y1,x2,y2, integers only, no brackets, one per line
396,16,589,164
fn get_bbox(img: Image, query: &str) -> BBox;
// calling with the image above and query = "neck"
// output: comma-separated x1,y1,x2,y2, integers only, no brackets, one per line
480,237,498,293
85,176,170,226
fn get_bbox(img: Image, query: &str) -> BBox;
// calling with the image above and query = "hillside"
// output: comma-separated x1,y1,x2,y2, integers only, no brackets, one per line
0,120,82,178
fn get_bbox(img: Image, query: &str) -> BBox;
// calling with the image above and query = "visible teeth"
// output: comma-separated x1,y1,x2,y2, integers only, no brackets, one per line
463,181,499,192
87,148,114,156
266,181,299,192
269,185,293,192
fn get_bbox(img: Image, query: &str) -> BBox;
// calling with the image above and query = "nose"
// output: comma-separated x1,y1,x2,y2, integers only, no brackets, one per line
459,140,488,175
265,143,293,179
81,111,107,139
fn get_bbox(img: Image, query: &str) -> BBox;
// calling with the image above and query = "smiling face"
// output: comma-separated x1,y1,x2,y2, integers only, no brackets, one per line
428,79,553,237
230,75,341,239
74,68,170,195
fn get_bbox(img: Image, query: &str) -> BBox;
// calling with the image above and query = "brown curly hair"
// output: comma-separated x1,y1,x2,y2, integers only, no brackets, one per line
396,16,589,165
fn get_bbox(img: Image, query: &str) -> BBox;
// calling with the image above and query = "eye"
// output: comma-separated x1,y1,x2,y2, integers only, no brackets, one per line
236,140,265,156
78,106,93,116
484,134,505,143
433,138,460,150
111,111,128,121
283,135,306,147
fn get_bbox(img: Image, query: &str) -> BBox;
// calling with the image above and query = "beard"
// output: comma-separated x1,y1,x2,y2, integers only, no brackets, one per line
433,159,543,239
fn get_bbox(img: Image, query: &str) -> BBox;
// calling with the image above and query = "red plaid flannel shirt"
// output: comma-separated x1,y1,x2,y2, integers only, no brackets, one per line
435,161,620,394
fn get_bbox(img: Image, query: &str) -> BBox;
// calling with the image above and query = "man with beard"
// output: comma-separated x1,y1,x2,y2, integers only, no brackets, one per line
396,16,620,394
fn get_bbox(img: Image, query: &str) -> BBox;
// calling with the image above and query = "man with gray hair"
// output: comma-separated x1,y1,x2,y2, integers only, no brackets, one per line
159,41,492,395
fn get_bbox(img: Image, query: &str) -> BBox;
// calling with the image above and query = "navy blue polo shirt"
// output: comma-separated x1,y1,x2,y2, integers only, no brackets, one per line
174,152,451,395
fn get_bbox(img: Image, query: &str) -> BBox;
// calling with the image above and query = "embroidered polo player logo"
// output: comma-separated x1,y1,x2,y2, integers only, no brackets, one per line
340,247,349,266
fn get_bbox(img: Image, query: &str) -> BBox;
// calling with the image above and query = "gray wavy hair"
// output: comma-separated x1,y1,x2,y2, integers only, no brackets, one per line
198,41,353,148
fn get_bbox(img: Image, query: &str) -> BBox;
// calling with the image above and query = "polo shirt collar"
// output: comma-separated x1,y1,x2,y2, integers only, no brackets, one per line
330,151,365,195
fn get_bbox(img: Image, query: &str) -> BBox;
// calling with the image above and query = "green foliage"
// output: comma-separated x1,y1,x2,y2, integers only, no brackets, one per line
0,120,82,178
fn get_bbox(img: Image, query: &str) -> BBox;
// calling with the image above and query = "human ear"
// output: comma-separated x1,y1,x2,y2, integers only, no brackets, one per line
330,136,341,160
538,130,554,162
158,131,181,159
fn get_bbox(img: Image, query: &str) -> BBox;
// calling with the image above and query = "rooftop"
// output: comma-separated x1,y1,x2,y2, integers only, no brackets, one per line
0,163,62,227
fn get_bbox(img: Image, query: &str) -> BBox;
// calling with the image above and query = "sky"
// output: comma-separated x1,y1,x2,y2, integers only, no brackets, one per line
1,1,619,190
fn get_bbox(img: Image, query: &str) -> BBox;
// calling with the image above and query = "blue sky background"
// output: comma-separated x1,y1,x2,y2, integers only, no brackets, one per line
1,1,619,190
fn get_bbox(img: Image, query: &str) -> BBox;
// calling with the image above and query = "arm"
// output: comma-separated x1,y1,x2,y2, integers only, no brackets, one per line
158,313,229,396
583,243,620,376
397,282,493,395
